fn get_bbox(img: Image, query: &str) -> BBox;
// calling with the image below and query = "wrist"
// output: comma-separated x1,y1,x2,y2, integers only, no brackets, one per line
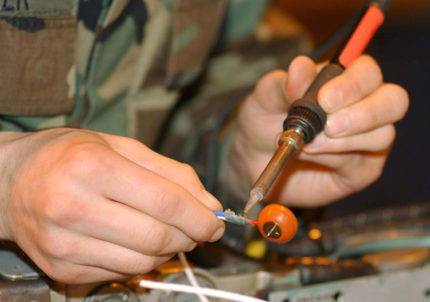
0,132,32,240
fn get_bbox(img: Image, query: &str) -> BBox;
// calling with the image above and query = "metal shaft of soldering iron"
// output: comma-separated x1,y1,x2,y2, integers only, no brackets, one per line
243,1,386,216
243,129,304,215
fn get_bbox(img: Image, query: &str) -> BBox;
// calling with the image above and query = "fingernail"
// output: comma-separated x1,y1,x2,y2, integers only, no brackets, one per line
203,191,222,211
322,88,342,112
327,114,350,136
210,223,225,242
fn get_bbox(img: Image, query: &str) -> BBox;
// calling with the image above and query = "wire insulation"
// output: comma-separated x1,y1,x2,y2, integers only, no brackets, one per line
178,252,209,302
338,6,384,67
138,279,267,302
213,211,225,217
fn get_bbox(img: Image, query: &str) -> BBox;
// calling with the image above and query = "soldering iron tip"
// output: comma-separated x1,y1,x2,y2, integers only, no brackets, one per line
243,192,261,216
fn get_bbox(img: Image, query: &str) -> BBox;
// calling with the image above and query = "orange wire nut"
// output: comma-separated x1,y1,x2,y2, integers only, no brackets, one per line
257,204,298,243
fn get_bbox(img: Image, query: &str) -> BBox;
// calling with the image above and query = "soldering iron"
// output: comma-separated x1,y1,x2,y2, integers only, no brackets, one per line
243,0,390,220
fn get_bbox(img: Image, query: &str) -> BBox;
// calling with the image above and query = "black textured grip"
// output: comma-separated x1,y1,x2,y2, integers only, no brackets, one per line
284,63,344,143
284,100,325,143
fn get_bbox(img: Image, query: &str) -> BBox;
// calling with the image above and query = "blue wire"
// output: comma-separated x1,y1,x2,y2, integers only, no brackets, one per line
213,211,225,217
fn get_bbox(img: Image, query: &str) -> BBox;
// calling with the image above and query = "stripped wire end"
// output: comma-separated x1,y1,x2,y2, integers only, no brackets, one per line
214,209,257,226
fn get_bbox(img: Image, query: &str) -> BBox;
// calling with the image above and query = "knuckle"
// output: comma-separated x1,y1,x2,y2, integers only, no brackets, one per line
258,69,286,85
361,55,383,80
45,262,83,284
142,228,170,255
347,55,382,95
42,237,75,261
178,162,195,175
152,187,181,221
41,261,61,281
178,163,197,177
121,135,140,145
122,136,146,150
41,131,110,177
255,70,287,94
59,144,104,176
43,195,86,225
37,235,56,257
42,197,67,222
135,257,159,273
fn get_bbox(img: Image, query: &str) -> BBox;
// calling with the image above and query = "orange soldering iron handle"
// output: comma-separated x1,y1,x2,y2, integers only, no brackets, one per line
257,204,298,243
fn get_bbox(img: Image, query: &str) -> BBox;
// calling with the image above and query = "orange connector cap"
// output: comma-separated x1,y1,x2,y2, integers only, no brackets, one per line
257,204,298,243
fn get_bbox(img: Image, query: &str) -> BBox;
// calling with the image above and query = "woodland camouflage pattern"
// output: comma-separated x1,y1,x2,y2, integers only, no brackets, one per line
0,0,311,247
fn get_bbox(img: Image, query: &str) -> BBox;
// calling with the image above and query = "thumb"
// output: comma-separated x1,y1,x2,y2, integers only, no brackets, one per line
284,56,318,105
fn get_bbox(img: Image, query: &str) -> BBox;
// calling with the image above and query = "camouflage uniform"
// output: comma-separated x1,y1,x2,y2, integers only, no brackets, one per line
0,0,311,250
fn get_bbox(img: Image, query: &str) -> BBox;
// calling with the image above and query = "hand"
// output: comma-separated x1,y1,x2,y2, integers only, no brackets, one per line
0,129,224,283
229,55,409,207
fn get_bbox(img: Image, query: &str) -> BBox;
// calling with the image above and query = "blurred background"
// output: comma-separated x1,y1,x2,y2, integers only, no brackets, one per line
276,0,430,216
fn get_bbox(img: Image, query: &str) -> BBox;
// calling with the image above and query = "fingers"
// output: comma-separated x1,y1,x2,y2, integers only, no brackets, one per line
304,124,396,154
247,56,317,115
252,70,289,114
33,138,224,245
236,56,318,153
299,148,389,174
284,55,318,103
319,55,383,114
35,229,172,283
317,55,408,139
269,150,388,208
328,150,388,194
78,147,224,243
44,262,130,284
50,195,199,256
97,133,222,212
68,239,173,276
324,83,408,138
